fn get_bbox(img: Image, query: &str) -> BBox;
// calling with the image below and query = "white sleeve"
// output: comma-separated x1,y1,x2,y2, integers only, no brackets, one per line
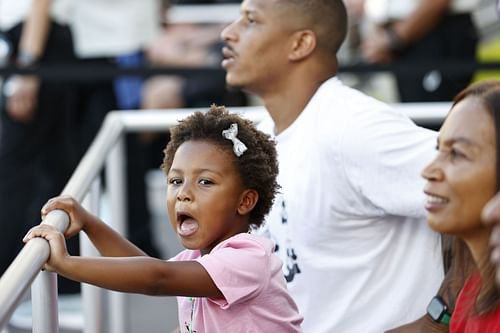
341,107,437,218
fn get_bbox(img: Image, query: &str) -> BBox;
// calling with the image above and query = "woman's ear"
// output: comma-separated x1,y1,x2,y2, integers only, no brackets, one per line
237,189,259,216
288,30,316,61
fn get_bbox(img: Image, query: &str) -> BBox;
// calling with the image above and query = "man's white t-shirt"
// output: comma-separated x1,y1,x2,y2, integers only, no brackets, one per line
258,77,444,333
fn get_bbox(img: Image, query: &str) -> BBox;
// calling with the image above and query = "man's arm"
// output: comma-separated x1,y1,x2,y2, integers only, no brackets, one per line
6,0,51,122
388,0,450,47
385,315,448,333
19,0,52,60
385,272,455,333
362,0,450,63
385,235,470,333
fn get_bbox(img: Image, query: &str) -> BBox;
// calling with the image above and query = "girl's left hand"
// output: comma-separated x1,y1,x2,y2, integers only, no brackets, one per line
23,224,69,272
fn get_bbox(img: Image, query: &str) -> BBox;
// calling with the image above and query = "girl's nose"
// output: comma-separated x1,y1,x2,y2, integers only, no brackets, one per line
176,184,192,202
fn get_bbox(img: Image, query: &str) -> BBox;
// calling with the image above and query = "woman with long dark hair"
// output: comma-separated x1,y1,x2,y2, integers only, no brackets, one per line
422,79,500,331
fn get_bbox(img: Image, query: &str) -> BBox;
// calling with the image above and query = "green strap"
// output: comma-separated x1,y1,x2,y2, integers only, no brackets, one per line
441,312,451,325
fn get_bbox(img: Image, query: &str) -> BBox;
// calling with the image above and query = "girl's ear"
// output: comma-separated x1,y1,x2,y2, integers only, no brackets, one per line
288,29,316,61
237,189,259,216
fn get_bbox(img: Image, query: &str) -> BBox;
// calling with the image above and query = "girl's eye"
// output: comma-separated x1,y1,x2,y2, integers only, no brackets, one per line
199,179,213,185
168,178,182,185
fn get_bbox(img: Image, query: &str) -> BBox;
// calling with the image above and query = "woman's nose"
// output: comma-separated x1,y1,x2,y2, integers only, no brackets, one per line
421,157,444,182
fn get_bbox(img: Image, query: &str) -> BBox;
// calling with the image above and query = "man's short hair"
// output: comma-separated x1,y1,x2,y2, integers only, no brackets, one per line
277,0,348,56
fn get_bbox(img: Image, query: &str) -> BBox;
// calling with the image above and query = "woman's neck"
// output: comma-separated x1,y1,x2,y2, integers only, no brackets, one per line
463,227,492,272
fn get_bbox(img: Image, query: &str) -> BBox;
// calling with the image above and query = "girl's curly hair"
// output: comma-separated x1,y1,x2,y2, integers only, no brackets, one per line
161,105,279,229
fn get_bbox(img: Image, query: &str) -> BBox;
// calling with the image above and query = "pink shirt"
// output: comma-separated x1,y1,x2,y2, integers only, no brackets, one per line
171,233,303,332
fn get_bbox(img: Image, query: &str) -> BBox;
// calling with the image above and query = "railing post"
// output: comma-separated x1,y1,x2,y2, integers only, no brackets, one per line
30,208,71,333
81,179,105,333
31,272,58,333
106,135,127,333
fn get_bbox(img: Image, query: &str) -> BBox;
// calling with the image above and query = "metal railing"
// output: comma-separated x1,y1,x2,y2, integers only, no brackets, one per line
0,103,448,332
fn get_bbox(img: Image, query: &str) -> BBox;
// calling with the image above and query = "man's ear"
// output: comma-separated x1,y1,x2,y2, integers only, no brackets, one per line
238,189,259,216
288,30,316,61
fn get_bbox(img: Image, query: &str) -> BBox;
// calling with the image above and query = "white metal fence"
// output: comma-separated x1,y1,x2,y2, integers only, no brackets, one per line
0,103,448,332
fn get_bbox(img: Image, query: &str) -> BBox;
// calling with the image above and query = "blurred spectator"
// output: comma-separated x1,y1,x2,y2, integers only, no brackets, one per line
141,0,247,167
65,0,163,258
347,0,479,102
0,0,164,294
142,23,230,111
0,0,80,293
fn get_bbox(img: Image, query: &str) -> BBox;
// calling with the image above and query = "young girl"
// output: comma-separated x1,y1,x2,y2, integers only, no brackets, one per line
24,105,303,332
421,80,500,332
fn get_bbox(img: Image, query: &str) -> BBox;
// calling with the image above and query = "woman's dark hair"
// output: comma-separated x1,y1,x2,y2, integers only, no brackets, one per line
453,79,500,192
448,79,500,314
161,105,280,229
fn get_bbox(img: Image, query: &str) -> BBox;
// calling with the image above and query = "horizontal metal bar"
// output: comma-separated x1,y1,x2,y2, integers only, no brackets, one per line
0,61,496,81
118,103,449,131
118,106,266,132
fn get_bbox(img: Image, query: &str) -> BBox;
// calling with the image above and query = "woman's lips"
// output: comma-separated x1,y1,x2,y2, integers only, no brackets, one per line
424,192,449,212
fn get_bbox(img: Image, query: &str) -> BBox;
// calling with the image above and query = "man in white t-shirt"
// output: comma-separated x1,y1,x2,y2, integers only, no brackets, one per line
221,0,447,332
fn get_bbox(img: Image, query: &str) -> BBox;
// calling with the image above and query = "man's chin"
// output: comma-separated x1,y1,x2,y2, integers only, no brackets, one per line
224,76,244,90
225,74,252,93
225,81,243,91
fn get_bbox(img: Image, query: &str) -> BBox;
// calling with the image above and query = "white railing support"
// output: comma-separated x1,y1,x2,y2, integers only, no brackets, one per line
81,179,105,333
106,135,128,333
31,272,58,333
62,113,125,201
0,113,124,331
0,239,48,330
0,209,69,330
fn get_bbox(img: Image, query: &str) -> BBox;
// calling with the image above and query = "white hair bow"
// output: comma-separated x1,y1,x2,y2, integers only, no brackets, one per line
222,123,247,157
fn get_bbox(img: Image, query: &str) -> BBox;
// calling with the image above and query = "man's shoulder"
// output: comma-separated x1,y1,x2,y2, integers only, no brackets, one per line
314,77,391,112
256,114,274,135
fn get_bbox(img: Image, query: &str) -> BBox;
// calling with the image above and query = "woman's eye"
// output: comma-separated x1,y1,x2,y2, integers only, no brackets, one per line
450,148,465,160
245,15,255,24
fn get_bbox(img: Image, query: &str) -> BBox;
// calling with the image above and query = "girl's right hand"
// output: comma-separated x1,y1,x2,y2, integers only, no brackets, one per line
41,195,96,238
